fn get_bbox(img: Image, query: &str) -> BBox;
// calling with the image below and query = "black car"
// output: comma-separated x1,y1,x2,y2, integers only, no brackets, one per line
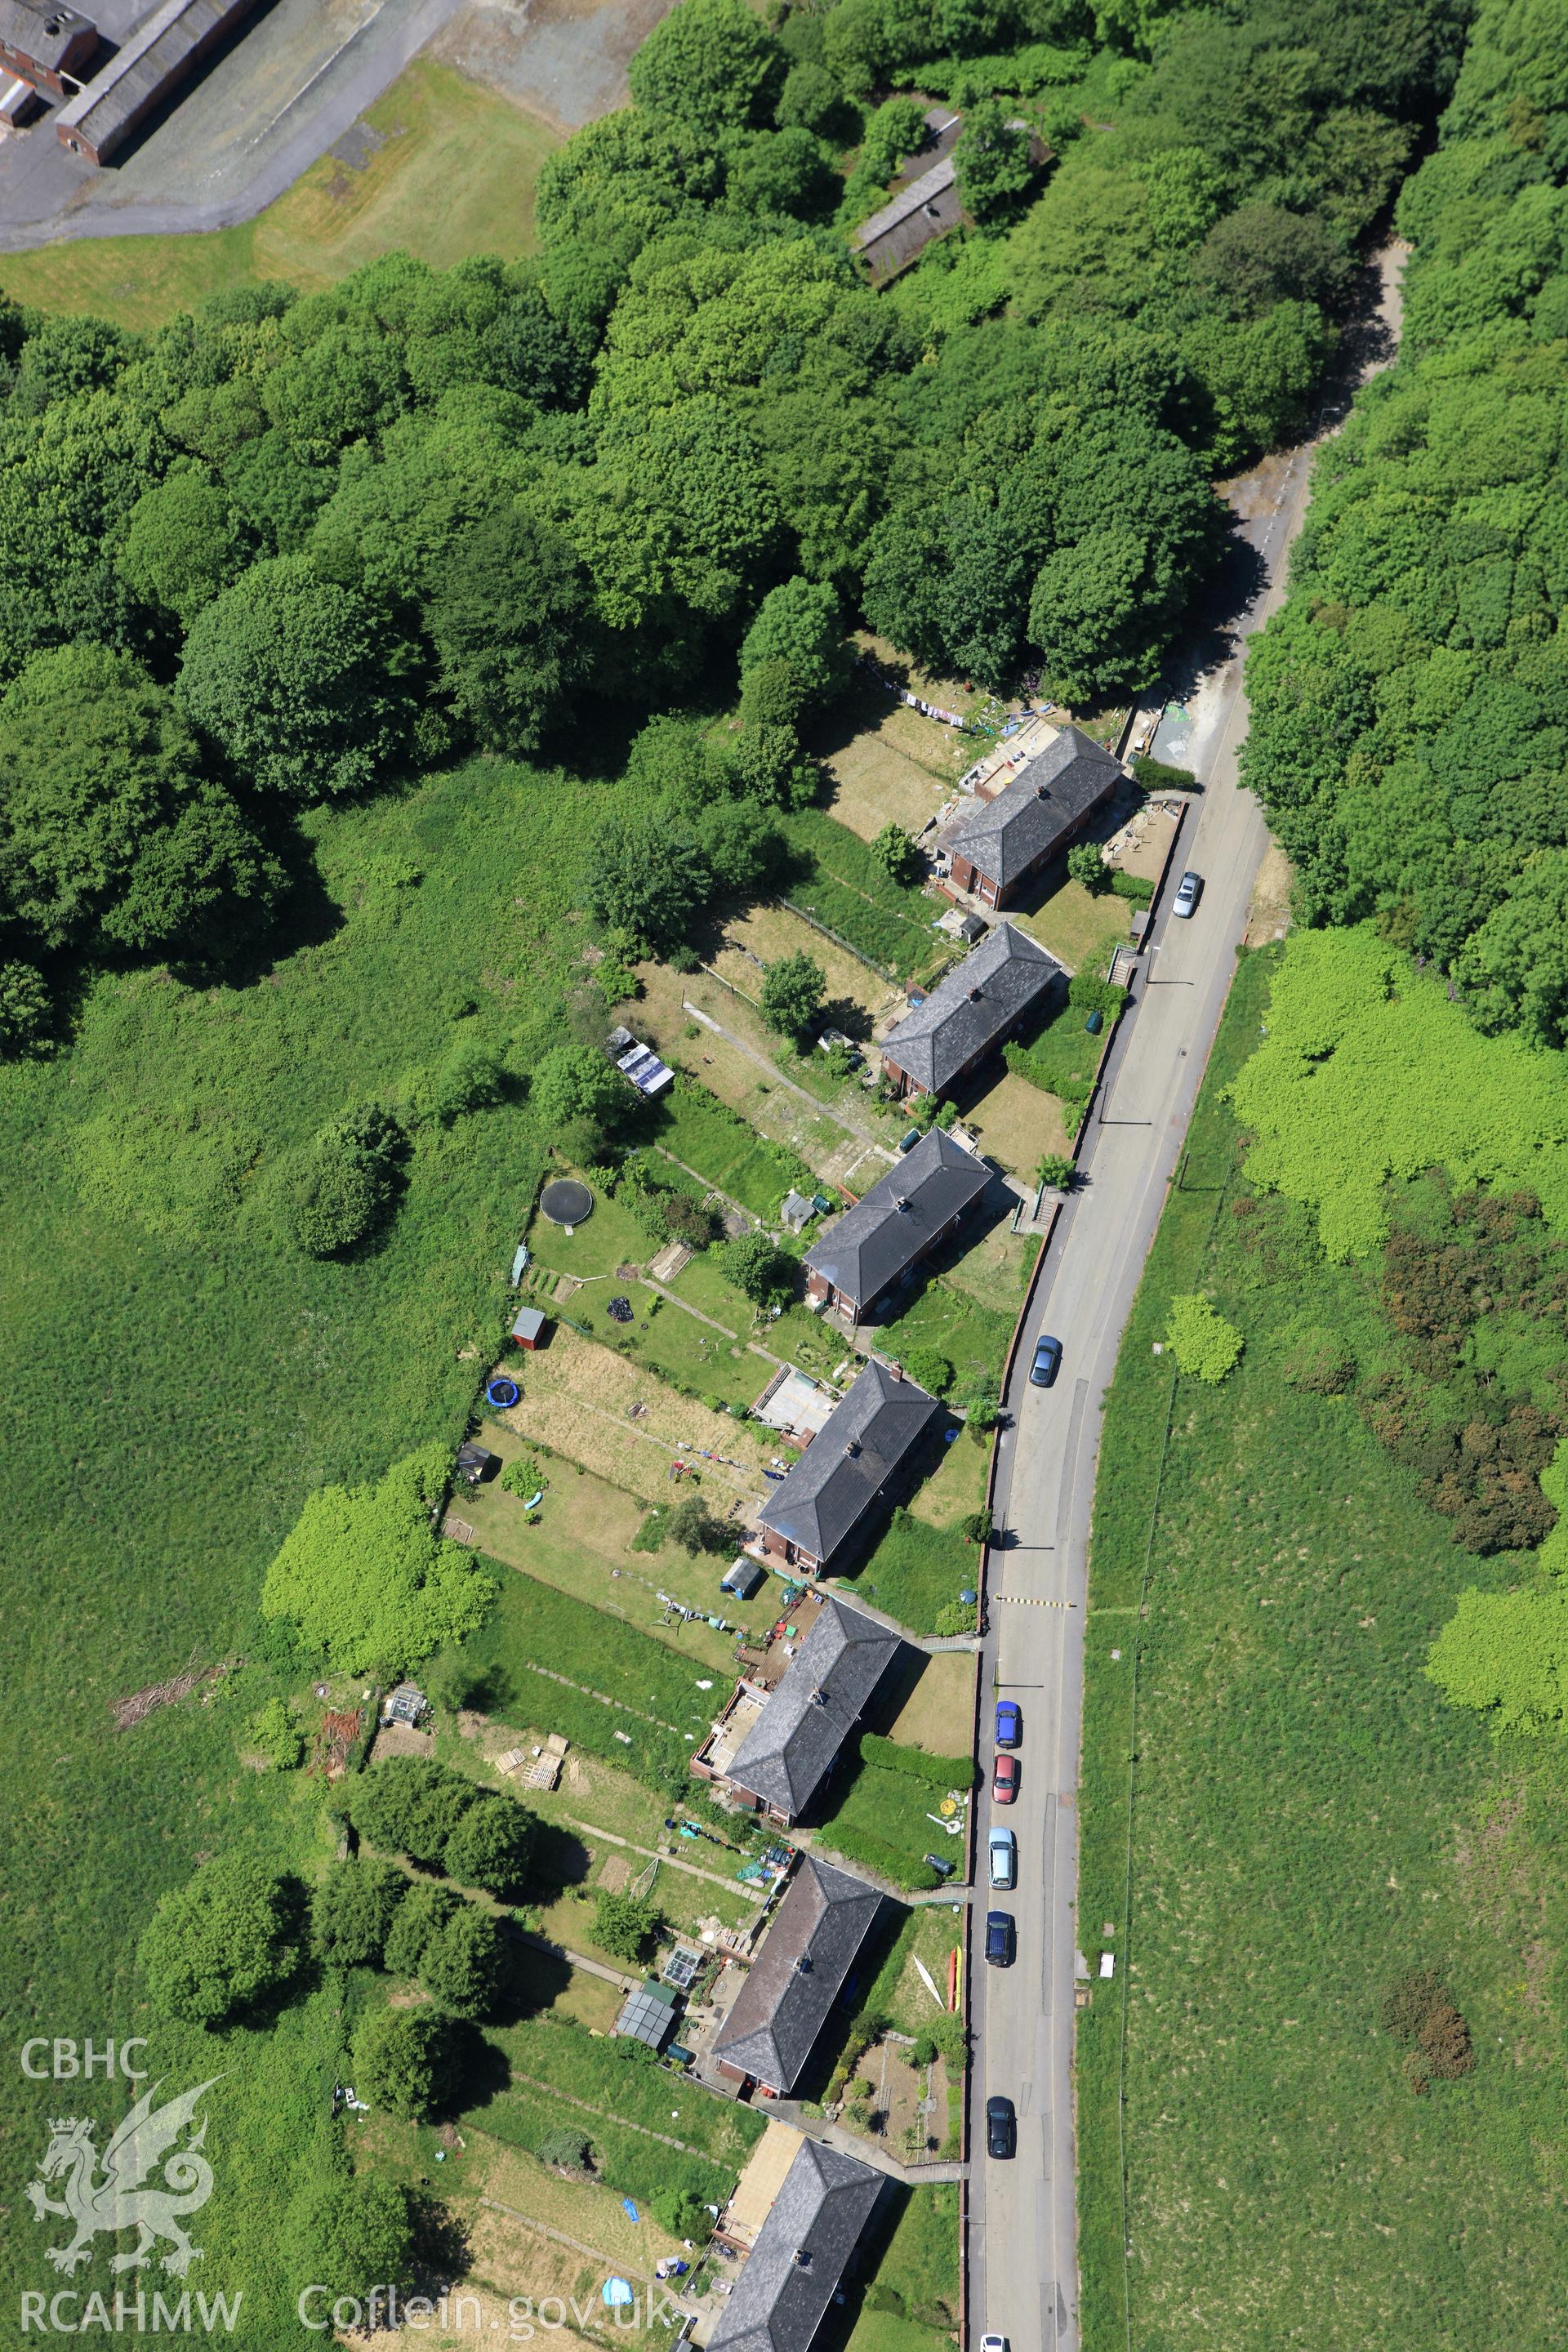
984,1910,1015,1968
987,2095,1017,2159
1030,1334,1062,1388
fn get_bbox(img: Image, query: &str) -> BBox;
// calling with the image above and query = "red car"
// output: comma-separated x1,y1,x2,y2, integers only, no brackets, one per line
992,1752,1019,1804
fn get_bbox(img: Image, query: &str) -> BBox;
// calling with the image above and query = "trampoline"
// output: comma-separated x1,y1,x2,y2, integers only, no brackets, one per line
540,1178,594,1227
485,1376,520,1410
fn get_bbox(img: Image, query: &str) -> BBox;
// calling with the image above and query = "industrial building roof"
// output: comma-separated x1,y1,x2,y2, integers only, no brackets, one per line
56,0,246,157
712,1854,881,2093
878,924,1058,1097
706,2137,884,2352
724,1597,901,1820
947,724,1122,889
804,1129,991,1311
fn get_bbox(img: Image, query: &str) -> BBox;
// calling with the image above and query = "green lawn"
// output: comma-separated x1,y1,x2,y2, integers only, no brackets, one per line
840,1507,975,1634
654,1081,816,1218
0,60,559,330
816,1740,971,1891
459,1566,723,1788
1077,946,1568,2352
872,1281,1015,1392
780,809,947,982
871,2184,961,2328
863,1906,964,2038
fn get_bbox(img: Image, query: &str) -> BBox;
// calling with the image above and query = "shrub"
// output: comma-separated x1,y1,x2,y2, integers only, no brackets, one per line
1165,1294,1243,1383
534,2126,593,2172
857,1733,975,1791
138,1854,305,2026
1111,871,1154,906
871,823,922,884
665,1493,732,1557
933,1599,978,1636
760,950,826,1040
310,1858,408,1969
1067,842,1109,893
0,959,49,1054
1381,1967,1473,2092
1282,1332,1356,1395
899,1346,953,1395
247,1696,304,1770
593,1890,664,1963
351,2005,456,2120
354,1759,478,1869
720,1230,795,1306
288,1105,405,1258
958,1507,992,1545
1067,973,1129,1020
1036,1152,1076,1190
501,1454,550,1501
430,1042,506,1126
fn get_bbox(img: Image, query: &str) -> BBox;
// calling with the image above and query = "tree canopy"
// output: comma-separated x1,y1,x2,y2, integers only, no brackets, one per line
138,1853,305,2027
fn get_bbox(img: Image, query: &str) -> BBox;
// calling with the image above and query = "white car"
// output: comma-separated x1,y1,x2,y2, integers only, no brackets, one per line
980,2336,1009,2352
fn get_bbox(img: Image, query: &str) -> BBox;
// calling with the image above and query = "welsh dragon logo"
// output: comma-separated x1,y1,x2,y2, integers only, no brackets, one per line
26,2078,220,2278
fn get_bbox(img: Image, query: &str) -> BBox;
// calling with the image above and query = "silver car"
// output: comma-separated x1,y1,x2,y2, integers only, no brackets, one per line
988,1827,1017,1889
1172,870,1203,917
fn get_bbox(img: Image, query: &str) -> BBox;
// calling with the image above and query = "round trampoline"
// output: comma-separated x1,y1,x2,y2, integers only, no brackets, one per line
540,1178,594,1227
485,1376,520,1410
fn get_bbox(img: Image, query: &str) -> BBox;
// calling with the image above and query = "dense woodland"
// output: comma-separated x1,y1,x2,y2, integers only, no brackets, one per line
0,0,1471,1046
1245,0,1568,1045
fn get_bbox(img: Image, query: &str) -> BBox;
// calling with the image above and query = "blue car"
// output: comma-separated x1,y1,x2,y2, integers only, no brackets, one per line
995,1699,1022,1748
1030,1334,1062,1388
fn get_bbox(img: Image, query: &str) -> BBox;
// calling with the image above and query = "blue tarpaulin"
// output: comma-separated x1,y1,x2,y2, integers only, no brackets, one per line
621,2202,639,2224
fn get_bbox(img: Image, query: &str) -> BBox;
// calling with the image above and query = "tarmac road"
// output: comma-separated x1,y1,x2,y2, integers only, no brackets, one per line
962,334,1377,2351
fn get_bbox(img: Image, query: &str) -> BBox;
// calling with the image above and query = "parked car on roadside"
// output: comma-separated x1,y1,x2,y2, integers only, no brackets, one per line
985,1910,1015,1967
987,2096,1017,2159
993,1751,1019,1804
995,1699,1022,1748
1172,870,1203,917
988,1826,1017,1888
1030,1334,1062,1388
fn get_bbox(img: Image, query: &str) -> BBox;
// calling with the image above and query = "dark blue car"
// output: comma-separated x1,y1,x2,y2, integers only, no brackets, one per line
984,1910,1015,1967
1030,1334,1062,1388
995,1699,1022,1748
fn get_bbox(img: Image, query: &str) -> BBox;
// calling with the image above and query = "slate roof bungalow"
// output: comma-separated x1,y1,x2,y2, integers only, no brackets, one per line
706,2137,884,2352
693,1597,901,1824
754,1360,941,1576
878,924,1058,1105
804,1129,990,1322
945,724,1122,909
56,0,262,165
713,1853,882,2098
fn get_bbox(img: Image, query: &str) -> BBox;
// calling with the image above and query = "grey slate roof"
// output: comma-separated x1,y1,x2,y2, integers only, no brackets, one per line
804,1129,991,1311
725,1597,902,1820
56,0,256,159
755,1362,940,1566
0,1,93,72
879,924,1058,1098
708,2137,884,2352
713,1855,882,2092
947,724,1121,890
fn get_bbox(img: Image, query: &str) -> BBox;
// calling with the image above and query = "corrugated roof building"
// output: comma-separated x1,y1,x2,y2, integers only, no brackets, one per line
56,0,261,163
804,1129,991,1320
879,924,1058,1102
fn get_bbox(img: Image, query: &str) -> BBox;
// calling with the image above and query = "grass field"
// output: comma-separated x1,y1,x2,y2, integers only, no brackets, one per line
0,62,559,330
655,1080,817,1219
844,1506,975,1634
780,809,947,983
1076,945,1568,2352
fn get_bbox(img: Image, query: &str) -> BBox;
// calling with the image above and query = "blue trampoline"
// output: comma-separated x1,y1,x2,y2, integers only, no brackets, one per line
485,1376,520,1410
